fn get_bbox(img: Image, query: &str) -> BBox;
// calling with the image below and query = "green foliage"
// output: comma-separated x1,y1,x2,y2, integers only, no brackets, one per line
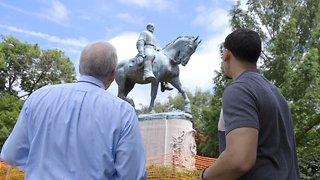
20,49,76,97
0,35,77,151
0,35,76,98
0,93,23,149
299,155,320,180
140,91,193,113
200,68,232,157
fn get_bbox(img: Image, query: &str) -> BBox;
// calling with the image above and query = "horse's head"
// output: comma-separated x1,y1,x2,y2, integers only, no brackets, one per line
176,36,201,66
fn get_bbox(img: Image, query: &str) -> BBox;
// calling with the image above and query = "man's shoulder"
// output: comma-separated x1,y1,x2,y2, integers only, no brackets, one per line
26,83,68,100
91,89,135,111
225,80,248,92
229,71,264,91
223,78,256,101
34,83,73,93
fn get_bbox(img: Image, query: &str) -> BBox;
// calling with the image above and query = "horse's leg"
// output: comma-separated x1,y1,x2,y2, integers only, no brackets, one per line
117,77,135,107
169,77,191,114
148,81,160,113
123,81,135,107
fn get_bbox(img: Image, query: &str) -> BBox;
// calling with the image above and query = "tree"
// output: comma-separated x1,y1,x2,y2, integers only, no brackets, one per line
0,93,23,149
0,35,77,149
200,67,232,157
207,0,320,178
0,35,76,98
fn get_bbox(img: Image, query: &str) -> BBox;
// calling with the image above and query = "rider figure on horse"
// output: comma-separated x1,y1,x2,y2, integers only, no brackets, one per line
136,23,157,82
136,23,173,91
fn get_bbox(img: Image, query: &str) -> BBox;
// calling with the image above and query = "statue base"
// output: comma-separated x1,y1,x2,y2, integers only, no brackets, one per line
138,112,196,169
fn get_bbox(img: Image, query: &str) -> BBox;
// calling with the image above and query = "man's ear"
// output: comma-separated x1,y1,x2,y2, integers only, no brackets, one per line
109,69,116,82
104,68,116,90
223,49,231,62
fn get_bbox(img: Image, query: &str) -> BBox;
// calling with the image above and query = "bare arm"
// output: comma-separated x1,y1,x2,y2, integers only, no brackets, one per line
202,127,258,180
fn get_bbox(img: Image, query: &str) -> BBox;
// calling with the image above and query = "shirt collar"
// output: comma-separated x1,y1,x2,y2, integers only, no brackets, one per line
78,75,105,89
236,68,260,80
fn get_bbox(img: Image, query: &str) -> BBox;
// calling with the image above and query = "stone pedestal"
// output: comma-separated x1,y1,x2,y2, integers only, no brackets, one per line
138,112,196,169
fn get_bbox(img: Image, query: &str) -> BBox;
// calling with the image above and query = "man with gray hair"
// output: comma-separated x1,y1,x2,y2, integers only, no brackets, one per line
1,41,147,180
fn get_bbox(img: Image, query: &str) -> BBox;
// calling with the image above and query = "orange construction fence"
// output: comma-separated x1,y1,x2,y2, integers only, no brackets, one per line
1,155,216,180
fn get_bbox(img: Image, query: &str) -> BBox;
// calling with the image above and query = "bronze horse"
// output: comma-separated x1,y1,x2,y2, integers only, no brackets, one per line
115,35,201,113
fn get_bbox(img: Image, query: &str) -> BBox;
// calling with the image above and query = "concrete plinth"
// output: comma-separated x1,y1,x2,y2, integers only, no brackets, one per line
139,112,196,169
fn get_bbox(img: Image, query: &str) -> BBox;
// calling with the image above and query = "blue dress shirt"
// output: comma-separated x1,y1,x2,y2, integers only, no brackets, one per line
0,75,147,180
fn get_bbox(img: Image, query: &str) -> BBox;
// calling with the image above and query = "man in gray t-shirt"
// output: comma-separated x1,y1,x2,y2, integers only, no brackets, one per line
201,29,300,180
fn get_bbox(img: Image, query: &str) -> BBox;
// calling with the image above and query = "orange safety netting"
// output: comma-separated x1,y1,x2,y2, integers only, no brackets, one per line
146,153,216,170
146,154,216,179
194,155,217,170
0,161,24,180
1,155,216,180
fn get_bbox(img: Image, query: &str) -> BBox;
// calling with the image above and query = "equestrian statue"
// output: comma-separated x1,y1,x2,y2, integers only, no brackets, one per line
115,24,201,114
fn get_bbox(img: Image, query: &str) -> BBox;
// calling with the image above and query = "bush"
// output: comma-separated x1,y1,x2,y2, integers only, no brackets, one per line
0,93,23,150
299,156,320,180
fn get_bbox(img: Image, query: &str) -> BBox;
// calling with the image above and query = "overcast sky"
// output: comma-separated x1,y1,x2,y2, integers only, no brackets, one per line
0,0,246,109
